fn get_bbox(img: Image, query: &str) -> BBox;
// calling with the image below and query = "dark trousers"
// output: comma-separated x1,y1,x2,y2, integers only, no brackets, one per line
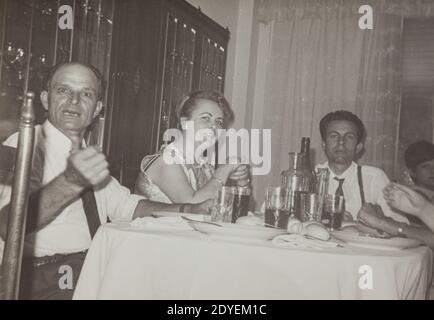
19,251,87,300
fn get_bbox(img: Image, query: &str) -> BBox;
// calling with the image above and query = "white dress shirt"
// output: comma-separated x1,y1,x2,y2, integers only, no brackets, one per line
1,120,143,257
316,161,408,223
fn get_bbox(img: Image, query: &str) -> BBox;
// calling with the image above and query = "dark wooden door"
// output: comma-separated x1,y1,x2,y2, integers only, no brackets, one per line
105,0,163,188
157,12,197,146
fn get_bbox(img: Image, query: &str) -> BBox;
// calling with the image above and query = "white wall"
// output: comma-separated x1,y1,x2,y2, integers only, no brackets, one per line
186,0,254,130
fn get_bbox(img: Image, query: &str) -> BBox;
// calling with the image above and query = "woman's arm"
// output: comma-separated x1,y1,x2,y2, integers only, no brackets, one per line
417,203,434,233
383,183,434,232
358,203,434,249
146,157,238,204
132,199,213,219
376,217,434,249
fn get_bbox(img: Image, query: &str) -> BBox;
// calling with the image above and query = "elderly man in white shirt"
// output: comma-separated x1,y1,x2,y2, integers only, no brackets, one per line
317,110,407,224
0,62,206,299
2,120,142,257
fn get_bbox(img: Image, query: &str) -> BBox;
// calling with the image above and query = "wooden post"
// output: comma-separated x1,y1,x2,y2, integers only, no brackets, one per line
1,92,35,300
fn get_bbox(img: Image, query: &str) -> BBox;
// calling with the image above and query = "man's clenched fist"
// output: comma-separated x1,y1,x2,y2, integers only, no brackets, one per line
64,146,110,189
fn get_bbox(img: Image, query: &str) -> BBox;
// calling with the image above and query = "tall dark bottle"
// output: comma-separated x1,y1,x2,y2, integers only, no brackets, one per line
300,137,317,192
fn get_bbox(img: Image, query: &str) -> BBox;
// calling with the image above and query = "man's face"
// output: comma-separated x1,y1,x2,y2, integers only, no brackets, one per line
412,159,434,190
41,64,102,137
322,120,363,166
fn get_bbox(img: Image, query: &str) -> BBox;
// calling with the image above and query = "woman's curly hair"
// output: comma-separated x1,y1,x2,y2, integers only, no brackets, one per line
175,90,234,128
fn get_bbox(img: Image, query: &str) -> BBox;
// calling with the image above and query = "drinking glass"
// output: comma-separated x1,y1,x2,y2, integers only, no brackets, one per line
264,187,290,229
321,195,345,231
209,186,235,223
231,186,251,223
299,193,320,222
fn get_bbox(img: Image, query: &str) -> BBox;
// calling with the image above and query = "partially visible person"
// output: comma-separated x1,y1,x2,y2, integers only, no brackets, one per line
316,110,407,223
404,140,434,201
383,182,434,300
134,90,250,204
358,183,434,249
0,62,209,299
384,183,434,233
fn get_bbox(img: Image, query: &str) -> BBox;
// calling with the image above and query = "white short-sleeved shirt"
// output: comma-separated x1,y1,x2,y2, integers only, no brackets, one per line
1,120,144,257
316,161,408,223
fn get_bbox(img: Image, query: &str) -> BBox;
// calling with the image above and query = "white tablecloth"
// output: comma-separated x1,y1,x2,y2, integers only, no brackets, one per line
73,222,433,300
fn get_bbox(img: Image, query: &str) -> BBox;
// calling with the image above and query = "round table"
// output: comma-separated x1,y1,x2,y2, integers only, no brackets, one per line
73,222,433,300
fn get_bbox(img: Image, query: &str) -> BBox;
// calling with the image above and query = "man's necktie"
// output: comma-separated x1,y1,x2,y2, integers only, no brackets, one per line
334,177,345,197
71,137,101,239
81,187,100,238
334,177,345,211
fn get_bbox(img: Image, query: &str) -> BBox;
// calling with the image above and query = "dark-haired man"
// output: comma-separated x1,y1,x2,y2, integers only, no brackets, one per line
0,62,207,299
317,110,407,223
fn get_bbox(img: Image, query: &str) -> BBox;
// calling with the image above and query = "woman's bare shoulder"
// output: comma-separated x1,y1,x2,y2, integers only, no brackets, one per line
145,153,186,179
140,154,162,172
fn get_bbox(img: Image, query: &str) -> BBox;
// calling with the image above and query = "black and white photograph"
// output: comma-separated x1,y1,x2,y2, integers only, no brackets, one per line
0,0,434,304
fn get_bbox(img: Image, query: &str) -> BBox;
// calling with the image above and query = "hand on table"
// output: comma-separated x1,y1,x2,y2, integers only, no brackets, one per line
189,199,214,214
357,203,386,229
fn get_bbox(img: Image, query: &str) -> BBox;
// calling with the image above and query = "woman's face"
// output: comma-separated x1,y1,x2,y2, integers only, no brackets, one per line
412,159,434,190
184,99,224,136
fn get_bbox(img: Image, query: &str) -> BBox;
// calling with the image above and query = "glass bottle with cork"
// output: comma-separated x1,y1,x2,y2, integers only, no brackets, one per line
300,137,317,193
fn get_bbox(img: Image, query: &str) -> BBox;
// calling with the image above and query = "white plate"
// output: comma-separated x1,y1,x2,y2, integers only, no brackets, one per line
187,221,287,241
332,230,421,251
152,211,206,221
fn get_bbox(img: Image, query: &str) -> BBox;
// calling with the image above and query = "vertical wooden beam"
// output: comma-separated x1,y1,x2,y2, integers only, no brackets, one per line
1,92,35,300
23,0,35,94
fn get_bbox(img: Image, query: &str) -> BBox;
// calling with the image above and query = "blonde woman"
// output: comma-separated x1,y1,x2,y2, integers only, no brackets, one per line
134,90,249,204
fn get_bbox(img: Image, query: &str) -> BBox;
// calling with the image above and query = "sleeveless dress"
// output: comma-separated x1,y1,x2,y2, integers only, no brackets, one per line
134,144,214,203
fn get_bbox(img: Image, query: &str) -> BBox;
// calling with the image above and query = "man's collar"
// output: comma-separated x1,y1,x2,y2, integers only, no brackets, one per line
323,161,357,179
42,120,76,155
